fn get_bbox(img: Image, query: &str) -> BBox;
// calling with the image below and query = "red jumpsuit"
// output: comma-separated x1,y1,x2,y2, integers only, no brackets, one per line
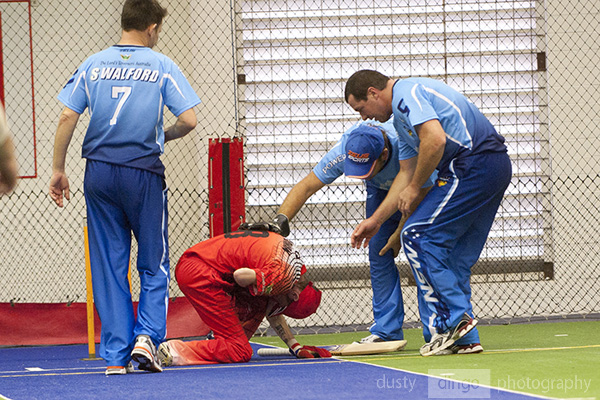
167,230,301,365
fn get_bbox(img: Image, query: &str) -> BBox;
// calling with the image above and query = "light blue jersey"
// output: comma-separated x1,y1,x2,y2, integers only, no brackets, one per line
312,118,432,341
392,78,513,346
58,45,201,176
391,78,506,173
313,119,435,190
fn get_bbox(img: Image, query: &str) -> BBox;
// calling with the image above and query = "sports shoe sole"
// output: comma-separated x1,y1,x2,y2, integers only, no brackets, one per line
132,346,163,372
435,343,484,356
158,342,173,367
422,316,478,357
105,362,134,375
455,343,484,354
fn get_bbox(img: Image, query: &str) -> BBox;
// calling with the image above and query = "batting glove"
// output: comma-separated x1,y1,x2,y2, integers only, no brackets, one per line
273,213,290,237
289,343,332,358
238,221,283,235
238,213,290,237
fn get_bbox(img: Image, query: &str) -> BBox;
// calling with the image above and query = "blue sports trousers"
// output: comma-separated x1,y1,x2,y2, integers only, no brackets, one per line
84,160,170,366
366,184,405,340
401,151,512,345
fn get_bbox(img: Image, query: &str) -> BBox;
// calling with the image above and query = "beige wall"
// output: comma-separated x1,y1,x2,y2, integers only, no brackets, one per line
0,0,236,302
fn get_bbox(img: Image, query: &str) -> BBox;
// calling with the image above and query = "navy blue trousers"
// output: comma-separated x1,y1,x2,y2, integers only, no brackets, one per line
84,160,170,366
401,152,512,344
366,185,405,340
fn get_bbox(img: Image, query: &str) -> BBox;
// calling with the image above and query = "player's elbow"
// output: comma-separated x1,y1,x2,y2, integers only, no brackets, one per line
178,109,197,132
58,107,80,127
183,115,197,132
233,268,256,287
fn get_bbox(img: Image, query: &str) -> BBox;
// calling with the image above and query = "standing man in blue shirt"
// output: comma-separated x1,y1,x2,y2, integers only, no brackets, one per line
271,119,434,344
49,0,201,375
345,70,512,356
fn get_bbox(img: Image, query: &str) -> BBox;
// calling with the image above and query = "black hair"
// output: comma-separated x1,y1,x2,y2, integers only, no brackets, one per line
344,69,390,102
121,0,168,31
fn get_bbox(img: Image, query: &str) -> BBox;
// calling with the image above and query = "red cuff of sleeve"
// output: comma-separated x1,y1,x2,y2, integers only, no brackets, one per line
250,271,265,296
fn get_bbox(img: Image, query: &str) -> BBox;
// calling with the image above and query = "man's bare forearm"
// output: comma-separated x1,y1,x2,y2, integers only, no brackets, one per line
266,314,297,347
278,172,325,220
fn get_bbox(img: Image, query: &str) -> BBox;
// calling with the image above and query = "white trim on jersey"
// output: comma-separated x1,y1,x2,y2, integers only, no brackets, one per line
155,93,164,153
412,84,473,150
428,159,459,225
410,84,424,112
162,73,187,99
71,71,94,117
70,71,86,98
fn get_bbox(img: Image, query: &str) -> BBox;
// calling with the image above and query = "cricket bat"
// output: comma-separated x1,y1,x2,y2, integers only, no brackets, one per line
256,340,407,357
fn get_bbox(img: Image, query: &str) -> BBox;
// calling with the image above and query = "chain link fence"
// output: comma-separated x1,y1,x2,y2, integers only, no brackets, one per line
0,0,598,337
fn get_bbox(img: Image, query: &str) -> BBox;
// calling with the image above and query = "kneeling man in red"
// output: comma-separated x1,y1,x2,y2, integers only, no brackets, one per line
158,230,331,365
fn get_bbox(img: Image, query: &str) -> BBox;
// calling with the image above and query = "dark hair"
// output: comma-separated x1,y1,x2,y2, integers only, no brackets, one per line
344,70,390,102
121,0,168,31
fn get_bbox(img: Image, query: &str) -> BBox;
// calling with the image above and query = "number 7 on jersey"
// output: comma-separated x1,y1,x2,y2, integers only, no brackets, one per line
110,86,132,125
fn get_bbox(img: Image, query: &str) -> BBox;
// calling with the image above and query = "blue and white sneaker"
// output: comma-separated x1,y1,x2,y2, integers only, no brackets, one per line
131,335,163,372
359,334,385,344
105,362,134,376
420,313,478,357
436,343,484,356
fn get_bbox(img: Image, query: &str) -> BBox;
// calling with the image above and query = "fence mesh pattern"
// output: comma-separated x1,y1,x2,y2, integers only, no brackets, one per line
0,0,598,336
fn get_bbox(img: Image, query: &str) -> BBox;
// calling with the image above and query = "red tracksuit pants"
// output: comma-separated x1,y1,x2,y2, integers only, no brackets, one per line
167,255,266,365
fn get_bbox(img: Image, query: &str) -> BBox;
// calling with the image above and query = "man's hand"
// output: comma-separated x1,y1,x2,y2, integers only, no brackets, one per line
397,184,421,216
350,217,382,249
378,215,407,257
49,171,70,207
290,343,332,358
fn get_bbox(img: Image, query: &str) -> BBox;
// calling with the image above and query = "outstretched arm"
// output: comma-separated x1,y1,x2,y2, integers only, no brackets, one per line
266,313,332,358
266,314,297,349
278,171,325,220
350,157,417,249
378,185,431,257
240,171,326,237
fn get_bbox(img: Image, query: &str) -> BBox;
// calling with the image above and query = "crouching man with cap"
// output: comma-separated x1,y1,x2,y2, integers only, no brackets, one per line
268,120,436,345
158,230,331,366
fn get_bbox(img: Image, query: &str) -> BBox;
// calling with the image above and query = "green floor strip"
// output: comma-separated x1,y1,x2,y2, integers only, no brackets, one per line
252,320,600,399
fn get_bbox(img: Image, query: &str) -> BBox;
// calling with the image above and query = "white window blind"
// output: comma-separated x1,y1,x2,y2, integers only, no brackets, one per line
237,0,549,280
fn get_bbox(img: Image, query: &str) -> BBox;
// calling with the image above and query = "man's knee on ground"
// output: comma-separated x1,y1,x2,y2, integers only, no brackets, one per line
228,341,253,363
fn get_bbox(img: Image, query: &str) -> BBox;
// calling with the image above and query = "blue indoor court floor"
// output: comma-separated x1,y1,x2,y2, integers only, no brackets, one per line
0,343,552,400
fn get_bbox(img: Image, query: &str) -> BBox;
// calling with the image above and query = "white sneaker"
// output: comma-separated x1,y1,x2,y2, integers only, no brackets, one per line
420,313,478,357
105,362,134,376
131,335,163,372
359,334,385,344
